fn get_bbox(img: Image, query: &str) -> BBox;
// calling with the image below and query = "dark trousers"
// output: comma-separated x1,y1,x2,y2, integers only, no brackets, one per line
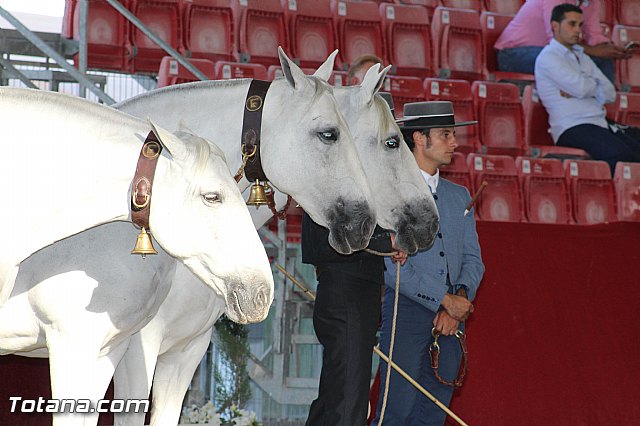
557,123,640,174
306,268,382,426
372,287,463,426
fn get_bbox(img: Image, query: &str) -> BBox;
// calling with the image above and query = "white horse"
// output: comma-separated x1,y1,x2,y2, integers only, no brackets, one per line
0,88,272,311
112,54,440,426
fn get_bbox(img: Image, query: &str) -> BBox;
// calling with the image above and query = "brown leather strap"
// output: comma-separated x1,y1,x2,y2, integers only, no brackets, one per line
242,79,271,182
430,329,468,388
131,131,163,230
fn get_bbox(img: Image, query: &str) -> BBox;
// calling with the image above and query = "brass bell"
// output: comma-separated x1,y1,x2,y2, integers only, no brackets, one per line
246,179,268,207
131,227,158,257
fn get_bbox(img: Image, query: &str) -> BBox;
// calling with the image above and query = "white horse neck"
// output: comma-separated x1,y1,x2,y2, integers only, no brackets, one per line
0,89,150,291
116,79,253,183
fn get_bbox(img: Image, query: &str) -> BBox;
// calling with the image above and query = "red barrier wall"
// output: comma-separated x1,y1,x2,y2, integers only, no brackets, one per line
449,222,640,425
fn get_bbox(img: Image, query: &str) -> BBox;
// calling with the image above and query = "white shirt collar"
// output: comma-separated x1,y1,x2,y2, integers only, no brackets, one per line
421,169,440,193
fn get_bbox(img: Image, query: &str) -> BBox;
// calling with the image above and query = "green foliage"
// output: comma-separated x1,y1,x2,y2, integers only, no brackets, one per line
213,315,255,424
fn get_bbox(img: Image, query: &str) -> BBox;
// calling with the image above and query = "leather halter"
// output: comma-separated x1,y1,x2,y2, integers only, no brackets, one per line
131,131,163,230
241,79,271,182
239,79,293,220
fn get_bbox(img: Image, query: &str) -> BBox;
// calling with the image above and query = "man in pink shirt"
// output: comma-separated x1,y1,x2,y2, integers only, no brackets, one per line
495,0,630,82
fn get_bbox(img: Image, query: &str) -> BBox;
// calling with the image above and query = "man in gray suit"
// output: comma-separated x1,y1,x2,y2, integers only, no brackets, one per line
372,101,485,426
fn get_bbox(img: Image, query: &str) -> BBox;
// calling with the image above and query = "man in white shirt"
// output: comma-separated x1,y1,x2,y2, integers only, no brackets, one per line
535,3,640,173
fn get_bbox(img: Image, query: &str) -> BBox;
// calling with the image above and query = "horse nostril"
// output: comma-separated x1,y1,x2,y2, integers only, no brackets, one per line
254,288,267,308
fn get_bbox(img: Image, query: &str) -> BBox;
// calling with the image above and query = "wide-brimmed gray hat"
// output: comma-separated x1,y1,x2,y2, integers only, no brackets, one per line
378,92,395,118
396,101,476,129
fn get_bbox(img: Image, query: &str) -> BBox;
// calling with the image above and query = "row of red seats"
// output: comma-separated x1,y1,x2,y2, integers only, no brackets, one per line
441,154,640,224
61,1,640,93
264,155,640,241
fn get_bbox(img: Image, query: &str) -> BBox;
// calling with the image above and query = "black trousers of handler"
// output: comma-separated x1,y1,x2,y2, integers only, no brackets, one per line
305,268,382,426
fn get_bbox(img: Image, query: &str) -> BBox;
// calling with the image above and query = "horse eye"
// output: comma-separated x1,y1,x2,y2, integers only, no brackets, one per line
385,137,400,149
317,129,339,143
202,192,222,205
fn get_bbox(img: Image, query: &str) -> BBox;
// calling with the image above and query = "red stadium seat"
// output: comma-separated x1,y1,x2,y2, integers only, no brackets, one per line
617,0,640,26
233,0,288,67
483,0,524,15
424,78,478,153
379,3,432,78
181,0,237,63
471,81,525,156
128,0,182,74
440,152,472,192
440,0,482,11
62,0,76,39
431,7,484,81
611,25,640,92
600,0,617,26
331,0,386,70
516,157,570,224
156,56,215,87
393,0,438,20
69,0,131,72
214,61,267,79
284,0,337,69
467,154,523,222
614,162,640,221
383,75,426,117
607,92,640,127
522,84,553,147
480,11,534,82
564,160,616,224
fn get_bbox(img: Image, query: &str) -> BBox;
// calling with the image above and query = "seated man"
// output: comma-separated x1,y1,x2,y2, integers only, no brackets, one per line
495,0,630,83
535,3,640,173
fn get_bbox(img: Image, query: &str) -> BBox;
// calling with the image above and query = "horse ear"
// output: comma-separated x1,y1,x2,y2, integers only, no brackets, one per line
361,64,391,104
148,119,187,160
313,50,339,82
278,46,307,90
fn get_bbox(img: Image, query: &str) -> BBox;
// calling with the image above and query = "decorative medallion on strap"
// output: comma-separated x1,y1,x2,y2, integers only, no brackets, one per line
130,131,163,257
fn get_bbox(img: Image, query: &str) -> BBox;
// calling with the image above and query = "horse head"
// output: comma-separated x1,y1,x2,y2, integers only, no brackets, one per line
259,48,376,255
316,58,440,254
148,123,274,323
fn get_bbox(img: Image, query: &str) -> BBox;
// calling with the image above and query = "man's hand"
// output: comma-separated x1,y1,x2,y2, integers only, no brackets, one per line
440,293,474,322
389,233,407,266
583,42,630,60
433,311,460,336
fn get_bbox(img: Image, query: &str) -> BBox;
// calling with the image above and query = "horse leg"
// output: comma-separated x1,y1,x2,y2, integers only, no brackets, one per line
113,331,161,426
47,331,128,426
149,330,213,426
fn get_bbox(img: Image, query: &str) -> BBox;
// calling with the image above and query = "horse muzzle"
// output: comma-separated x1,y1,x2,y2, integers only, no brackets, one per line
394,201,440,254
225,281,273,324
326,199,376,255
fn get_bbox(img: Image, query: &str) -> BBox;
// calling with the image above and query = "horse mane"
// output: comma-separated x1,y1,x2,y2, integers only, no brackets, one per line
373,94,399,140
115,79,252,109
